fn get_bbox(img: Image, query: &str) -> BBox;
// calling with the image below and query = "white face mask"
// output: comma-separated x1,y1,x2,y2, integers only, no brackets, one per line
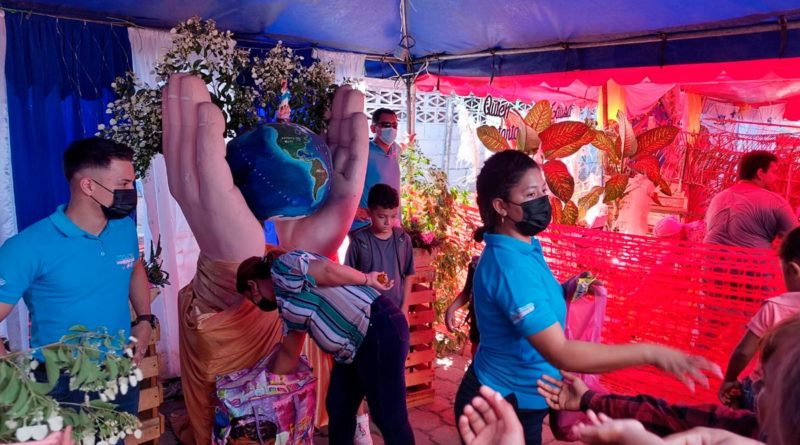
378,127,397,145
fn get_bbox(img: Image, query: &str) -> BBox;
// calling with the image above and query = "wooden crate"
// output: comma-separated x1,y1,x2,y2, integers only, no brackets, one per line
405,284,436,408
125,313,164,445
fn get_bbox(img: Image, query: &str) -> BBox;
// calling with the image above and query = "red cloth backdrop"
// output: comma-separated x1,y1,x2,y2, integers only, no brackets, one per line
454,205,784,404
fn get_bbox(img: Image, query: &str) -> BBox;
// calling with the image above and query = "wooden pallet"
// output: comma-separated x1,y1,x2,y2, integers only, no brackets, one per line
405,283,436,408
125,311,164,445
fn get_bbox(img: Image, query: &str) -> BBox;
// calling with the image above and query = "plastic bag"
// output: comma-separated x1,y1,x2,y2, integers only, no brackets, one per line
213,344,317,445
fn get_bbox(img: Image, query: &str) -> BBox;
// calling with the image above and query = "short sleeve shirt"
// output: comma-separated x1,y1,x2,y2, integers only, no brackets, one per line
271,250,379,363
705,183,798,249
344,227,414,308
746,292,800,383
472,234,566,409
0,205,137,352
350,140,401,232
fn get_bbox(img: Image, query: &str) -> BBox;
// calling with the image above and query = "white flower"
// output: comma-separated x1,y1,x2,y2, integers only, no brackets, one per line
47,415,64,432
129,374,139,387
111,82,117,89
120,383,129,395
31,424,49,441
128,335,139,344
5,420,18,429
98,440,109,445
15,426,33,442
123,348,134,358
109,118,117,125
108,435,119,445
100,393,108,402
98,124,106,130
134,429,143,439
30,359,40,370
133,368,144,381
82,435,96,445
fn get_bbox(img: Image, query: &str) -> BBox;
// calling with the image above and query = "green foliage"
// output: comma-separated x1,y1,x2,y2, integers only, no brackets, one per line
0,327,141,443
400,143,472,354
99,17,335,178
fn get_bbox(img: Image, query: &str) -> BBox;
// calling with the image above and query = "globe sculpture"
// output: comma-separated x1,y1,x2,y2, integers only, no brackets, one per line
227,123,332,220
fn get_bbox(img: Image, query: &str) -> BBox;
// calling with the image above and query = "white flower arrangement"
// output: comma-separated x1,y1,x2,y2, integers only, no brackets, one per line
0,326,143,443
98,17,336,178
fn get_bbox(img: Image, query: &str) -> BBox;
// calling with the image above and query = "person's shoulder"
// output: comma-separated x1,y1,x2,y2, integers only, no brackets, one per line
394,227,412,242
349,226,373,244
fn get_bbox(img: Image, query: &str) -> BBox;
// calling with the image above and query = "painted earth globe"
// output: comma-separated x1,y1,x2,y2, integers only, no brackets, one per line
227,123,332,220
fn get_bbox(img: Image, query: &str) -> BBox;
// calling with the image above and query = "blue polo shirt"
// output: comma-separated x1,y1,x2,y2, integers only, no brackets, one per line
0,205,137,352
472,233,566,410
350,139,401,232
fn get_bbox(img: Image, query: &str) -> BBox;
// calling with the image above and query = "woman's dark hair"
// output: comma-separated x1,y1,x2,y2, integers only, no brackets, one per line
473,150,539,242
235,248,287,293
738,150,777,180
778,226,800,265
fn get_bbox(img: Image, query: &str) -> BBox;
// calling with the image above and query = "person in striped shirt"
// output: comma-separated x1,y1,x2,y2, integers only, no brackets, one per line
236,247,415,445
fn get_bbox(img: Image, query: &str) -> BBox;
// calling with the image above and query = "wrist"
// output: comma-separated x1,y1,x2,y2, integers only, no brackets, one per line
363,273,368,285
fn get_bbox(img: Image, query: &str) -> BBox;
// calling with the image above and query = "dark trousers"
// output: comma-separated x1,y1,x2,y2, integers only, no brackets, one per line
454,364,548,445
35,368,140,416
326,296,414,445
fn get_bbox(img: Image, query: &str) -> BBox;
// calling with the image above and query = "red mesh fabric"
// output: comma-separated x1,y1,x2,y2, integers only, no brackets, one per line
453,205,785,404
679,131,800,221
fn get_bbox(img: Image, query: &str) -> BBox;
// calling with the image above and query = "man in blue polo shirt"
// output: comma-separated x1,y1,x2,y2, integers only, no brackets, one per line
0,137,153,415
350,108,404,233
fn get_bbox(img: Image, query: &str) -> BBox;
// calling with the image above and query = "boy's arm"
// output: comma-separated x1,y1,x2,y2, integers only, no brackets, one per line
720,330,759,401
402,277,414,314
272,330,307,374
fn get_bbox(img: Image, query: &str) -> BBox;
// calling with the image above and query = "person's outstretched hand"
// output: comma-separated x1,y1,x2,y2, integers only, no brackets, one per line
664,427,764,445
275,85,368,258
573,410,665,445
458,385,524,445
650,346,723,392
162,74,264,263
537,371,588,411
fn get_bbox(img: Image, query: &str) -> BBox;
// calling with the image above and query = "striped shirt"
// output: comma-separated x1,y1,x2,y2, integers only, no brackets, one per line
271,250,379,364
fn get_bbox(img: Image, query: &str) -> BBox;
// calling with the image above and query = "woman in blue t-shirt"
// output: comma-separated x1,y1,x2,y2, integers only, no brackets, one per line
454,150,721,445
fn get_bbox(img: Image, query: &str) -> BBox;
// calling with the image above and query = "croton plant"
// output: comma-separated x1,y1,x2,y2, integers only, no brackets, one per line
477,100,679,226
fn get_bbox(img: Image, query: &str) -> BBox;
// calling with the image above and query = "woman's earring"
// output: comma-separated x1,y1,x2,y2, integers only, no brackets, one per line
501,215,505,225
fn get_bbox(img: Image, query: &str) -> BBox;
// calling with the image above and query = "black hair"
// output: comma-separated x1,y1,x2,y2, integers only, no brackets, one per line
739,150,778,180
367,183,400,210
63,137,134,180
779,227,800,265
371,108,397,124
235,248,287,294
473,150,539,242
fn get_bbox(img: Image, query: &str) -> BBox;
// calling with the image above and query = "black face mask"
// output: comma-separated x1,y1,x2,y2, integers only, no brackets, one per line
507,195,552,237
91,179,137,220
256,295,278,312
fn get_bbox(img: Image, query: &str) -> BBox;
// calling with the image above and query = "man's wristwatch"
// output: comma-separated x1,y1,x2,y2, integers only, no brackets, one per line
132,314,158,329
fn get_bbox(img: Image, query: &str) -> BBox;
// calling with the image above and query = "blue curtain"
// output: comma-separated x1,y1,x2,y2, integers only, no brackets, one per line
5,13,132,230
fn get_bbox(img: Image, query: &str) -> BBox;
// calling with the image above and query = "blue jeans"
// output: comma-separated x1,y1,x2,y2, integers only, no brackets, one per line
35,369,140,416
455,364,548,445
326,296,414,445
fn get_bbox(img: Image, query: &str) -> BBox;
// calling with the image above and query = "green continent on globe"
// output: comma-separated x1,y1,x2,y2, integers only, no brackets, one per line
310,158,329,200
275,123,328,200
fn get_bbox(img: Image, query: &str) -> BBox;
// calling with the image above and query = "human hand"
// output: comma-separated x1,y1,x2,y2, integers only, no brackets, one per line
445,305,459,332
664,427,763,445
650,346,722,392
537,371,587,411
458,385,524,445
717,381,742,407
162,74,264,262
129,323,153,366
573,410,664,445
365,271,394,291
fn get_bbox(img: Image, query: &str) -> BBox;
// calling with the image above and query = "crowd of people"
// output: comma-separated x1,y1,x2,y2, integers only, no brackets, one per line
1,73,799,445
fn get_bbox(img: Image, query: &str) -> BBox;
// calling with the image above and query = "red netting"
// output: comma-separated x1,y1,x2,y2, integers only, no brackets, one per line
452,205,785,404
678,131,800,221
